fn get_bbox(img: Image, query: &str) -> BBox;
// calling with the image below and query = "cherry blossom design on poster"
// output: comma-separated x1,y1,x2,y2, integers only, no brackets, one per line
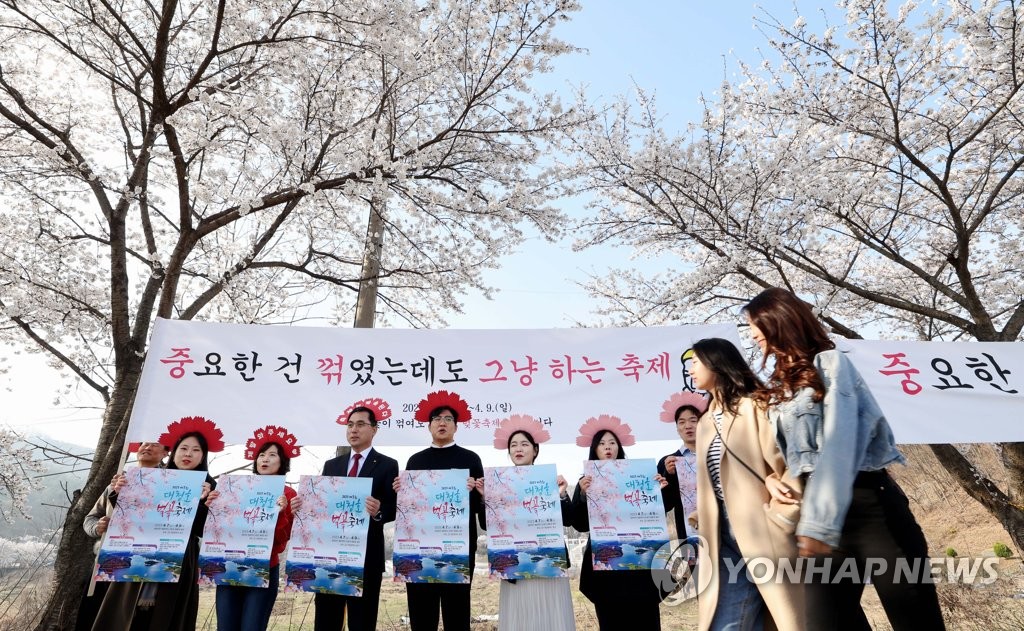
198,474,285,587
283,475,372,596
483,464,568,580
393,469,471,584
95,468,207,583
583,459,670,572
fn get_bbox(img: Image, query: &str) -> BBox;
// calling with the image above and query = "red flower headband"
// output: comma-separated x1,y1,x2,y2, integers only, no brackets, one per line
243,424,301,460
659,391,710,422
576,414,636,448
337,398,392,425
492,415,551,450
158,416,225,453
414,390,472,423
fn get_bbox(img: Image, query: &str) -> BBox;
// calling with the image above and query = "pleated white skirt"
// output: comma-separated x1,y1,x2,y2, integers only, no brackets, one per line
497,576,576,631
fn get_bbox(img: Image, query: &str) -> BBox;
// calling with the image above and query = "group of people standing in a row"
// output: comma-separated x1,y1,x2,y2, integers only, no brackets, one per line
76,287,946,631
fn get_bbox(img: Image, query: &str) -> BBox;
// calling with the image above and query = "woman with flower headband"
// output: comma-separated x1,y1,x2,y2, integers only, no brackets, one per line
570,415,669,630
209,425,302,631
481,415,575,631
689,337,804,631
92,416,223,631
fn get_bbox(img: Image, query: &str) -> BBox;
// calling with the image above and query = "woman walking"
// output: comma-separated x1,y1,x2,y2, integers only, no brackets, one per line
745,287,944,630
689,338,804,631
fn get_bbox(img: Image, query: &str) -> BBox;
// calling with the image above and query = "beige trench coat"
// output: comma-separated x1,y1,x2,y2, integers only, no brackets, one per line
695,397,806,631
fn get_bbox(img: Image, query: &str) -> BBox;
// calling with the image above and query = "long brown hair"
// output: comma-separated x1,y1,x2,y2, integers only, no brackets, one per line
692,338,763,416
743,287,834,403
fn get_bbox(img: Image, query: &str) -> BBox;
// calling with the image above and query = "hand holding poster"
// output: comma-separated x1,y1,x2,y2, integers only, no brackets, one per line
393,469,472,584
284,475,372,596
198,474,286,587
583,459,669,571
95,468,207,583
483,464,568,580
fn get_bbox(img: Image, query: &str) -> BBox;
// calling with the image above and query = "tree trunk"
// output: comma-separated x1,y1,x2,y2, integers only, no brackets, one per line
999,442,1024,505
929,444,1024,559
34,367,143,631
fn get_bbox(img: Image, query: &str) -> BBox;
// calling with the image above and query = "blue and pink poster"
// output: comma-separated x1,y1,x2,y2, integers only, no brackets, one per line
198,474,285,587
95,468,207,583
483,464,568,580
284,475,372,595
583,459,670,571
393,469,472,584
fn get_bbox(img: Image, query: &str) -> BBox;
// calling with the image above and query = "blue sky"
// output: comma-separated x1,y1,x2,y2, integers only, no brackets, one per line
450,1,774,327
3,2,782,470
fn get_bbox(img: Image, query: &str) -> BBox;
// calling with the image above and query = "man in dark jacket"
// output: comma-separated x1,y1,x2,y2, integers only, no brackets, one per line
400,390,485,631
315,401,399,631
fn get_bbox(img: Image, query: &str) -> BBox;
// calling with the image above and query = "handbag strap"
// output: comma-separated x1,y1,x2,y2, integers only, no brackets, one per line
711,411,764,484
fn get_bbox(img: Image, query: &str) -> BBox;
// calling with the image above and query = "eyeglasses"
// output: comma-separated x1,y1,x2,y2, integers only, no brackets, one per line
348,421,374,429
430,415,456,424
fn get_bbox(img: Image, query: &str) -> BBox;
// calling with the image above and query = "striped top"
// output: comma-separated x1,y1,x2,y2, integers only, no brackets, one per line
707,411,725,501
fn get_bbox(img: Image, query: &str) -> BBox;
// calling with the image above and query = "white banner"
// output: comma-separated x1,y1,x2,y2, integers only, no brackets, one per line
841,339,1024,443
126,319,1024,447
128,319,737,447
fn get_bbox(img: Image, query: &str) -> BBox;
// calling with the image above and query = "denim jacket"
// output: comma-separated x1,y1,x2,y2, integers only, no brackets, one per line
768,349,905,547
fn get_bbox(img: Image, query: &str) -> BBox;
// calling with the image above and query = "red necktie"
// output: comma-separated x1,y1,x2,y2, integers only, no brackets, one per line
348,453,361,477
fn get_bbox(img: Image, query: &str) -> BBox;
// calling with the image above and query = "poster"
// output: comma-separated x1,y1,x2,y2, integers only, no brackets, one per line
95,468,207,583
583,459,669,571
393,469,472,584
198,474,286,587
483,464,568,580
284,475,373,595
674,455,699,539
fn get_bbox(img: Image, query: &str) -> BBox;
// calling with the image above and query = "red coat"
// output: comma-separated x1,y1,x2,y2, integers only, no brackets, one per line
270,485,297,567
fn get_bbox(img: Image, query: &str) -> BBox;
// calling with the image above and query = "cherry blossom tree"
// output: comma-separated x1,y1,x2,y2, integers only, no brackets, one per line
0,430,43,523
0,0,581,626
567,0,1024,554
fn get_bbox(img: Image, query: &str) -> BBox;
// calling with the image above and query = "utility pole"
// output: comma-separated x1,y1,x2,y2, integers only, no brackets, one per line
353,194,385,329
337,195,385,460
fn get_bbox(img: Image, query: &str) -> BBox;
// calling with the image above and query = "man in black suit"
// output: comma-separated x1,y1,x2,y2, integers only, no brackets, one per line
315,402,399,631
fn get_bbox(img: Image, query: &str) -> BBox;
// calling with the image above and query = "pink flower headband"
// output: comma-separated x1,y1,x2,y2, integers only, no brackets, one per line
576,414,636,448
659,391,709,422
492,415,551,450
245,424,301,460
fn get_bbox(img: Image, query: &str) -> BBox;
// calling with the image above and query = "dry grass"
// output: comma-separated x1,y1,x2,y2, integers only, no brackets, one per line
191,575,699,630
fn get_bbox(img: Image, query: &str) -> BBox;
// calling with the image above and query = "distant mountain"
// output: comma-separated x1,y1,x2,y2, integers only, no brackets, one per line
5,434,92,538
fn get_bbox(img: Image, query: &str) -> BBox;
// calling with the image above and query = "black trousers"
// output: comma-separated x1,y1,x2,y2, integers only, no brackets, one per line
314,571,384,631
805,471,945,631
594,599,661,630
74,580,109,631
405,583,471,631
